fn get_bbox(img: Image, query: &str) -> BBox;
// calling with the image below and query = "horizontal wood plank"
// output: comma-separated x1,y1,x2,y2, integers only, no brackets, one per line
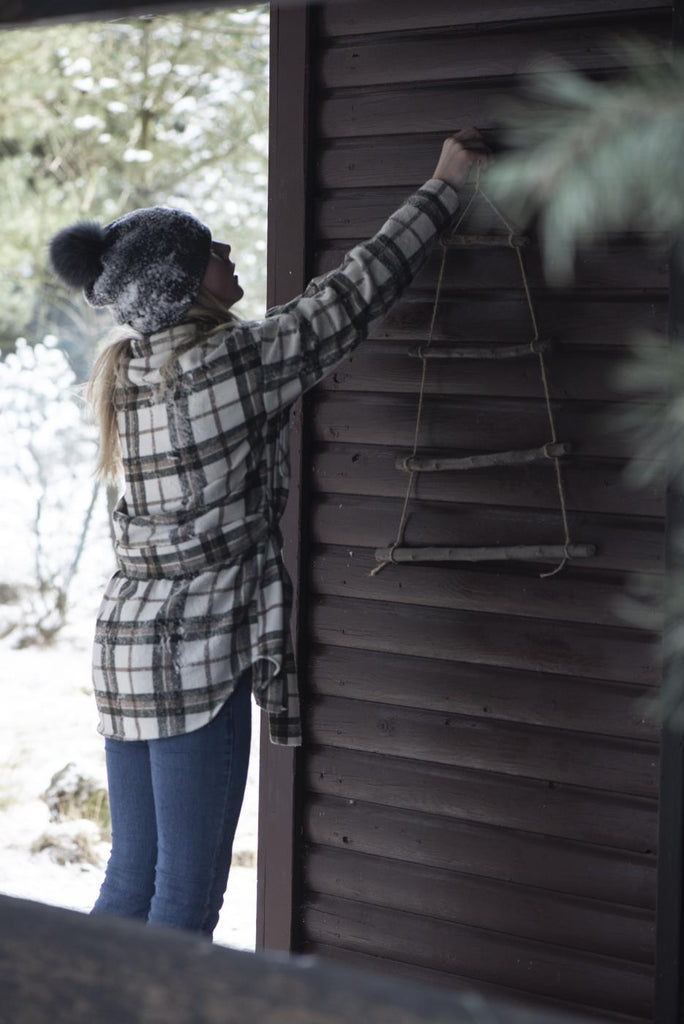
319,18,670,89
307,644,660,741
311,392,660,464
316,185,527,237
304,846,655,963
303,942,640,1022
320,0,670,37
306,694,659,796
314,235,669,289
305,746,658,850
367,295,668,347
319,81,507,138
310,444,665,518
304,795,656,909
317,74,646,141
0,0,223,27
309,544,662,627
318,343,658,404
310,592,661,684
310,494,665,574
301,893,653,1020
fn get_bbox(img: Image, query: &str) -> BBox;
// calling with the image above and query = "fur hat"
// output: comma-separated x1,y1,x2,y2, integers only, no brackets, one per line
49,206,212,334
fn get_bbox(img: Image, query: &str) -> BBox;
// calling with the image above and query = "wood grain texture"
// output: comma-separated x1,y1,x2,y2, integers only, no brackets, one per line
305,693,658,796
315,235,669,291
307,644,660,741
309,592,661,684
301,893,653,1020
310,494,665,574
300,942,645,1021
303,794,656,909
305,745,658,850
311,391,654,459
367,294,668,345
319,19,670,90
304,846,655,964
309,544,662,627
318,342,659,402
297,0,669,1013
320,0,671,37
318,81,505,138
310,444,665,518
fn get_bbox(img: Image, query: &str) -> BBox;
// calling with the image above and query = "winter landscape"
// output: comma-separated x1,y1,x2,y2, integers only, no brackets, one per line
0,349,261,948
0,8,268,951
0,526,261,951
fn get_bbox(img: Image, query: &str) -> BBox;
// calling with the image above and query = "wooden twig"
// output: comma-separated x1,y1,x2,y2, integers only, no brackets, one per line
396,442,570,473
408,339,551,360
374,543,596,564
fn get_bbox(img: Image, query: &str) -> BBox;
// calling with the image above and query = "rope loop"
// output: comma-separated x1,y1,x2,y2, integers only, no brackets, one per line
369,541,400,576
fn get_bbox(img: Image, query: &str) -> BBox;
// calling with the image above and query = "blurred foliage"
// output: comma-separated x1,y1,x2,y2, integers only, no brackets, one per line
0,6,269,377
489,44,683,283
489,45,684,724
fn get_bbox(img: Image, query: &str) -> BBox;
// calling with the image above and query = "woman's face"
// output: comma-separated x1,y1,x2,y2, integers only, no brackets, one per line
202,241,244,307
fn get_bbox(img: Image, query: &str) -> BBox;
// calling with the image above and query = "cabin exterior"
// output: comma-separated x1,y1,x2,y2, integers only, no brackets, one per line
1,2,682,1022
260,3,678,1022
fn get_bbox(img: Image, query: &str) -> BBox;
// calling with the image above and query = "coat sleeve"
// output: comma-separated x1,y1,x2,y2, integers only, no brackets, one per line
253,178,459,417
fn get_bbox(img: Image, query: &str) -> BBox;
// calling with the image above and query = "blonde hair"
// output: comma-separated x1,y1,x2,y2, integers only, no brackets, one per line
87,286,239,483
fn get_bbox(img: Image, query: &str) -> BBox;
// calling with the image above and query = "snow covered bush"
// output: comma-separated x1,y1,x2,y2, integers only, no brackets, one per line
42,761,110,834
31,820,108,868
0,336,102,644
34,761,111,866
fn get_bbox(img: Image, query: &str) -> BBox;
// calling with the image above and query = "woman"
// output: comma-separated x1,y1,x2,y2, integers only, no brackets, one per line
48,130,485,939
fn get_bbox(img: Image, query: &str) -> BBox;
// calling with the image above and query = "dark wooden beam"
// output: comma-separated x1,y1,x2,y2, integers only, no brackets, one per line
0,0,255,29
0,0,341,30
655,235,684,1024
256,0,311,955
655,9,684,1016
0,893,596,1024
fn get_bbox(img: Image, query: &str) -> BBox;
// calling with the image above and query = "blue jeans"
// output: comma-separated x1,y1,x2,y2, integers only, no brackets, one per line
91,675,252,938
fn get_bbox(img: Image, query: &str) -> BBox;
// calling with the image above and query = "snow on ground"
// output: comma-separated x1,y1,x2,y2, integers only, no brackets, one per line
0,599,261,950
0,354,260,950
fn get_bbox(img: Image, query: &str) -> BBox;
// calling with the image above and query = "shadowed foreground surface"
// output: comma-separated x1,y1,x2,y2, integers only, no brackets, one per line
0,894,595,1024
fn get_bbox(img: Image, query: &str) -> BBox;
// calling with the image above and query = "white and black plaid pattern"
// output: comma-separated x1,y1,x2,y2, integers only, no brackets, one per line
92,179,459,744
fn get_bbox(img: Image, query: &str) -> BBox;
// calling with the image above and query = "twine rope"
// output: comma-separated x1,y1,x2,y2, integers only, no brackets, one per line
372,166,573,578
479,189,573,577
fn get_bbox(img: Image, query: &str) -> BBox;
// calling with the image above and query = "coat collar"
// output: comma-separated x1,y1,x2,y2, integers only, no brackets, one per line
129,322,200,360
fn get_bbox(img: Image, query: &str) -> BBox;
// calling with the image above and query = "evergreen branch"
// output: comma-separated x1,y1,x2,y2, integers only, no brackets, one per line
487,46,684,281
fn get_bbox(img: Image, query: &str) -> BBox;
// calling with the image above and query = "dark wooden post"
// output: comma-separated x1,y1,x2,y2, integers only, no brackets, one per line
256,0,312,954
655,232,684,1024
654,14,684,1023
655,5,684,1007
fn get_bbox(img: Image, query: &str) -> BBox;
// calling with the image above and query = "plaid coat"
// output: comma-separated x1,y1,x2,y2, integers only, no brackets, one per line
92,178,459,744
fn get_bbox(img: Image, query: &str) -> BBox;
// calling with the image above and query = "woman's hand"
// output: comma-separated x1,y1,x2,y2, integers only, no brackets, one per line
432,129,489,189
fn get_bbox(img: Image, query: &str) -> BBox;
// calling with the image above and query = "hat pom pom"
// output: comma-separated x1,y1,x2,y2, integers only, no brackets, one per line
49,221,107,289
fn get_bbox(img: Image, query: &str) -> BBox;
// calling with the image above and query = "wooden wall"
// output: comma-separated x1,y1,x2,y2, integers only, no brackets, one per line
289,2,672,1020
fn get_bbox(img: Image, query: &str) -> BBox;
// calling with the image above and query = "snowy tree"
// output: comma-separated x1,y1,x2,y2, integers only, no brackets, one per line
0,337,101,645
0,7,269,371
